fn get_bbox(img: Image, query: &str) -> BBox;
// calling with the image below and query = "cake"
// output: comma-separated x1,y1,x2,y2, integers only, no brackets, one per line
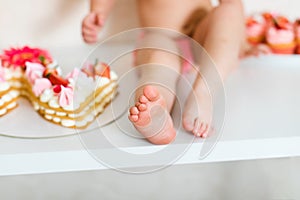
266,16,296,54
294,19,300,54
246,14,267,45
0,46,118,129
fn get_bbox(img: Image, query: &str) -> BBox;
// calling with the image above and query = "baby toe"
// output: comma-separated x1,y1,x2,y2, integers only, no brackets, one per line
143,85,159,102
192,119,203,137
130,106,139,115
200,123,209,138
128,114,139,122
138,103,147,111
139,95,148,104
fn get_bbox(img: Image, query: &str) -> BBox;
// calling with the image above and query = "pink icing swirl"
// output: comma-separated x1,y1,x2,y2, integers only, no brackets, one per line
59,86,74,107
296,26,300,39
25,62,45,84
246,23,266,38
246,15,267,37
266,26,295,44
32,78,52,96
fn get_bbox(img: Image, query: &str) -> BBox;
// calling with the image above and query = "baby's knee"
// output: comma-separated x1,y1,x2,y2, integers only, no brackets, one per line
220,0,243,9
218,0,245,20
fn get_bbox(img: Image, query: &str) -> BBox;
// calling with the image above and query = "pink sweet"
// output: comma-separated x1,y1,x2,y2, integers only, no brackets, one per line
59,86,74,107
266,26,295,44
25,62,45,84
295,20,300,54
246,15,267,43
32,78,52,96
295,25,300,40
246,22,266,38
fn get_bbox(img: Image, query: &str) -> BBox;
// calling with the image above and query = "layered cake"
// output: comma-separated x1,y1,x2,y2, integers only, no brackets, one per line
0,46,118,129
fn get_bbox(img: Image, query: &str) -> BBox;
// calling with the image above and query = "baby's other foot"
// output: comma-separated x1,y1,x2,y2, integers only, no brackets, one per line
182,86,213,138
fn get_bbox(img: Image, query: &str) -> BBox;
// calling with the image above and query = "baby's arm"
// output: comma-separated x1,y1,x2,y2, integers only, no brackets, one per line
82,0,115,44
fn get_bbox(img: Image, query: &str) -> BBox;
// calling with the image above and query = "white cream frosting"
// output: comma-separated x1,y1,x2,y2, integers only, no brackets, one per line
1,93,13,102
10,90,19,98
40,89,53,103
53,117,61,123
3,67,23,80
48,98,60,108
61,119,76,127
0,82,10,92
9,81,22,88
0,102,17,115
45,109,55,115
0,108,7,115
47,60,58,69
6,101,17,109
56,111,67,116
32,102,39,110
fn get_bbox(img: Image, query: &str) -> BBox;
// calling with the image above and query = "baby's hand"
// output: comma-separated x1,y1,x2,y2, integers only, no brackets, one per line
81,12,104,44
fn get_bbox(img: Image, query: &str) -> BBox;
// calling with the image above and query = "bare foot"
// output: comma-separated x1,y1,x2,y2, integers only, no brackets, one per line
182,85,212,138
128,85,176,145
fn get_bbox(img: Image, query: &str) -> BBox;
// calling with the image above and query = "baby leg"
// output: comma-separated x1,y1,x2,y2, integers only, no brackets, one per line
128,31,181,145
129,0,212,144
183,0,245,137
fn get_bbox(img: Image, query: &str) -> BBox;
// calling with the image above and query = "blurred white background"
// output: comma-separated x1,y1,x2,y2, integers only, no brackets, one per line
0,0,299,199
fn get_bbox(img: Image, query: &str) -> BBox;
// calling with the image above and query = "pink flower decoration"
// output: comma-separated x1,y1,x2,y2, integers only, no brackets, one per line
25,62,45,84
32,78,52,96
59,86,74,107
0,46,52,68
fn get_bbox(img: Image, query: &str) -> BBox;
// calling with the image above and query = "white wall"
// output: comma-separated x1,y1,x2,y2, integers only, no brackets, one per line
0,0,299,48
0,0,138,48
242,0,300,19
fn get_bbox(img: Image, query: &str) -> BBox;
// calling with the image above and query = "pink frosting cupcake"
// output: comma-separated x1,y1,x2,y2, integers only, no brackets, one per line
266,16,296,54
246,15,267,45
294,19,300,54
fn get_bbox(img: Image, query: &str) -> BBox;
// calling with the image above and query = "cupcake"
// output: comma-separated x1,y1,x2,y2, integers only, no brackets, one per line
294,19,300,54
266,16,296,54
262,12,275,26
246,14,267,45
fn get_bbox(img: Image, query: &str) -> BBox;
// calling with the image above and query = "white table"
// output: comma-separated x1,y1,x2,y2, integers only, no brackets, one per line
0,45,299,176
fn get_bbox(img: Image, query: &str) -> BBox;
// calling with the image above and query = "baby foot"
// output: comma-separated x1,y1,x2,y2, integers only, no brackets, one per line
128,85,176,145
182,86,212,138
